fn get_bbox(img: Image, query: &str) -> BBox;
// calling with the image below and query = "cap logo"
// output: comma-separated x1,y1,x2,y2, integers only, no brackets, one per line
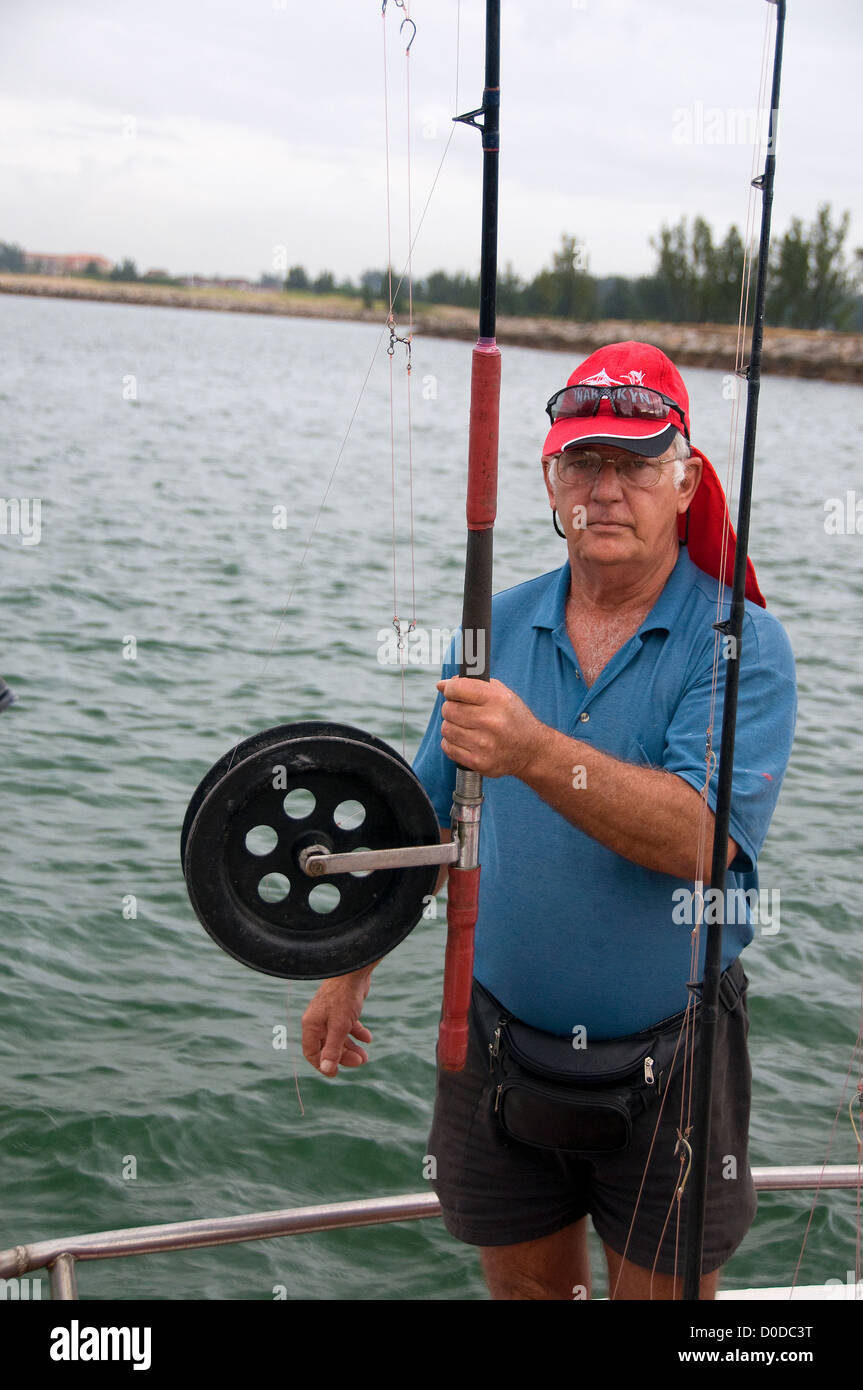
576,367,649,388
577,367,620,387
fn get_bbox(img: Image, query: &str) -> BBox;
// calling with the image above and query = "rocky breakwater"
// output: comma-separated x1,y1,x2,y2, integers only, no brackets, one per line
2,274,861,384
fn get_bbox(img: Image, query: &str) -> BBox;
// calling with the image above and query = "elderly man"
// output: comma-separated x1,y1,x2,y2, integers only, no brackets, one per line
302,341,797,1301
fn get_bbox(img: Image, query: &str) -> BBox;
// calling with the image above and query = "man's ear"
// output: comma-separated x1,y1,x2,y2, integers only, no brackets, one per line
542,457,557,509
676,455,703,515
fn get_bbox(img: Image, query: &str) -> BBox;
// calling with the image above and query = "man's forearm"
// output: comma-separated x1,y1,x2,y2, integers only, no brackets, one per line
521,724,732,883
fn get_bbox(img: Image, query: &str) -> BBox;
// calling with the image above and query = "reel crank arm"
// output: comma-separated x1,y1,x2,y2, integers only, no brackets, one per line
300,841,459,877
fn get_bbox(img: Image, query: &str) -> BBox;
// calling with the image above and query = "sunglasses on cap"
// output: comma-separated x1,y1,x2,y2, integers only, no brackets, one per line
545,383,689,440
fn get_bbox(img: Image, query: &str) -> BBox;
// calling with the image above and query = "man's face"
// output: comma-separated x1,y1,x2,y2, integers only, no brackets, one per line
542,444,702,570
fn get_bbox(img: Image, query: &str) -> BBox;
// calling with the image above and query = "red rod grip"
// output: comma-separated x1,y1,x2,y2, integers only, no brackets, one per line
438,865,480,1072
465,343,501,531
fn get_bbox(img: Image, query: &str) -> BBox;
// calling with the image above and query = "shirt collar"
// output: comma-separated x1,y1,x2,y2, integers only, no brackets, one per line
532,544,697,635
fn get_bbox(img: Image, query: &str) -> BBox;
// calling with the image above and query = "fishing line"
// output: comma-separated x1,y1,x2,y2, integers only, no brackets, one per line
383,0,418,755
211,2,462,787
789,941,863,1295
611,2,781,1296
691,0,774,883
610,1018,692,1298
383,0,463,754
284,982,307,1116
677,0,776,1186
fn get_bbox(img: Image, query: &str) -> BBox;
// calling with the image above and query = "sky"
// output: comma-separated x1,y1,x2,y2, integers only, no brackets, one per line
1,0,860,286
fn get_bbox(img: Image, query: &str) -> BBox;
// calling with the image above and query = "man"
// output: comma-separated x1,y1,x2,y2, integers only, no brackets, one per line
302,341,797,1300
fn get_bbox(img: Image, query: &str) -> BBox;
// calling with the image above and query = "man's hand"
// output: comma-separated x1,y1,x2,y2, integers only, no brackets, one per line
439,677,740,884
301,968,375,1078
438,675,549,779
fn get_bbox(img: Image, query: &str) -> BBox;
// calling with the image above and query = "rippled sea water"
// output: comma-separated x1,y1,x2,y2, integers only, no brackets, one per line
1,293,862,1300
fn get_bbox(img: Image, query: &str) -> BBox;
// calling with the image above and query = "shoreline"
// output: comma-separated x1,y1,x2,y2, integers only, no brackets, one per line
2,273,861,384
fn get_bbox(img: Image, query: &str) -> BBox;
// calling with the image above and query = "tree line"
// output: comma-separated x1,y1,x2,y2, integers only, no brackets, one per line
2,204,859,331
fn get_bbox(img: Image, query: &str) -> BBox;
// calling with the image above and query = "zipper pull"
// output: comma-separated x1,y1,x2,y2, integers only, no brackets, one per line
488,1017,509,1072
644,1056,655,1084
494,1084,502,1113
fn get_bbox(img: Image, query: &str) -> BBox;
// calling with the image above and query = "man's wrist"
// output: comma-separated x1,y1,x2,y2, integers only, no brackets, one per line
521,721,568,783
324,960,378,991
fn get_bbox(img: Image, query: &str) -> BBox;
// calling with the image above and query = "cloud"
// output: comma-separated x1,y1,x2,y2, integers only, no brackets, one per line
1,0,860,283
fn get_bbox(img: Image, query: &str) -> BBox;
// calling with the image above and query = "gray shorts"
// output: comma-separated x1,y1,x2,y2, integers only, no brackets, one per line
427,965,757,1276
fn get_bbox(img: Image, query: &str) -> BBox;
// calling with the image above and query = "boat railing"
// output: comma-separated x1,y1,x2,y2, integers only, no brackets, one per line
1,1166,859,1300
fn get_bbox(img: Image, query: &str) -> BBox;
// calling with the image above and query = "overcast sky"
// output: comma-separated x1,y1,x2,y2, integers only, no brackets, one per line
1,0,860,284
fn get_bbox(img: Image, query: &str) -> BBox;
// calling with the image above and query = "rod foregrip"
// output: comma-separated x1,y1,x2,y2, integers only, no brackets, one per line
466,343,501,531
438,865,480,1072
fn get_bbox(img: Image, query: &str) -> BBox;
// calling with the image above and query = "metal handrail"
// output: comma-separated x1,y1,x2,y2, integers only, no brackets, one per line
1,1167,859,1299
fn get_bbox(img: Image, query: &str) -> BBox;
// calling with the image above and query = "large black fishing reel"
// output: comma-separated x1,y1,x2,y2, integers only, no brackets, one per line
181,721,450,978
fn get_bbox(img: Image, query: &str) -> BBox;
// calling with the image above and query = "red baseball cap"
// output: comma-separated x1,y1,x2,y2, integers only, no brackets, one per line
542,341,765,607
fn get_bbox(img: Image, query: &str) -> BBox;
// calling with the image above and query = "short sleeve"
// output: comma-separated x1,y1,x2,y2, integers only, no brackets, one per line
662,609,797,873
411,636,460,826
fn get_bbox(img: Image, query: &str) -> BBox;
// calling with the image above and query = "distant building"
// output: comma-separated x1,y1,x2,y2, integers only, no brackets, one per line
142,268,171,280
24,252,114,276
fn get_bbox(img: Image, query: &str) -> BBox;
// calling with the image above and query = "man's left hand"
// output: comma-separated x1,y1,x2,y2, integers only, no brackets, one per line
437,676,549,778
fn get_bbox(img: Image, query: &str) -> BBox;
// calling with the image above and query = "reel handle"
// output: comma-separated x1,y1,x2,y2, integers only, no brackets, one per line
438,865,480,1071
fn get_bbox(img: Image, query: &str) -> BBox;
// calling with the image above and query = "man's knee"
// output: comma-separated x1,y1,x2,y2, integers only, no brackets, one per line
604,1242,721,1301
480,1219,590,1301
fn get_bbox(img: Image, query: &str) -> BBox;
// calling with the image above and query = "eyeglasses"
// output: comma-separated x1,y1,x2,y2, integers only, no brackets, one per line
545,383,689,439
553,450,677,489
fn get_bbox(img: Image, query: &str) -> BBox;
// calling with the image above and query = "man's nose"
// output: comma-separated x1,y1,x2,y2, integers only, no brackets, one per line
590,460,626,497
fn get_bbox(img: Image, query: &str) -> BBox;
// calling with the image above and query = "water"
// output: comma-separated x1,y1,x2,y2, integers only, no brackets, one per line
1,292,861,1300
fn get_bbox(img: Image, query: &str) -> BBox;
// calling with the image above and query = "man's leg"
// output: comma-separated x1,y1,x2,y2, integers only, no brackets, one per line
480,1217,591,1300
603,1243,720,1300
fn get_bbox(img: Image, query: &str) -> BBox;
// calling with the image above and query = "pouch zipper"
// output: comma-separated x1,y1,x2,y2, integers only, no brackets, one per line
503,1028,656,1084
488,1013,513,1073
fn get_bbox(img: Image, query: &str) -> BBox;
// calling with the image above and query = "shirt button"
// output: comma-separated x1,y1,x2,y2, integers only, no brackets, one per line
579,711,590,723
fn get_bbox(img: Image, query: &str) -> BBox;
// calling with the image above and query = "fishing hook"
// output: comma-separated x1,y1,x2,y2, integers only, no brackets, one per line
381,1,416,52
675,1130,693,1200
400,16,416,51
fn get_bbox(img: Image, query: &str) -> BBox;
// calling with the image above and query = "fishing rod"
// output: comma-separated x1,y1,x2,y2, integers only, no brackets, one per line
438,0,501,1071
179,2,500,1075
681,0,787,1301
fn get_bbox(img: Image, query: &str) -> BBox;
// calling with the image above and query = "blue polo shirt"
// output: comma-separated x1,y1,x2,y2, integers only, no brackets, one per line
412,545,797,1038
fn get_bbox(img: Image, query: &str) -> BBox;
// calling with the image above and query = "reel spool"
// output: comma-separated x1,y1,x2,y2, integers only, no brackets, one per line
182,722,441,979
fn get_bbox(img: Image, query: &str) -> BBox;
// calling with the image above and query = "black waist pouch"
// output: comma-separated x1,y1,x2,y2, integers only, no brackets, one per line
475,959,747,1156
